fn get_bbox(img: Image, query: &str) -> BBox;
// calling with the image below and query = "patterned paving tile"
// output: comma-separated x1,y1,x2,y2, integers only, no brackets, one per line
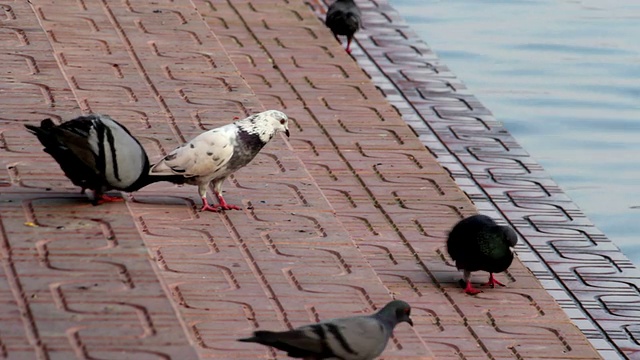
0,0,617,358
308,0,640,358
200,0,605,359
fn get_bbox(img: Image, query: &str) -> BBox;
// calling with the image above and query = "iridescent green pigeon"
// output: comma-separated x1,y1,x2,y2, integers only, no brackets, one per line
447,214,518,295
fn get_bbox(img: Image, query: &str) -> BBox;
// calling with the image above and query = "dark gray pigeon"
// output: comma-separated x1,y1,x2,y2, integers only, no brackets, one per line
149,110,290,212
446,214,518,295
238,300,413,360
325,0,361,54
25,115,185,204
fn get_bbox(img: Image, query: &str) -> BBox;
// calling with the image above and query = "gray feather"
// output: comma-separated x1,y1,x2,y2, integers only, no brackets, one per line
238,300,412,360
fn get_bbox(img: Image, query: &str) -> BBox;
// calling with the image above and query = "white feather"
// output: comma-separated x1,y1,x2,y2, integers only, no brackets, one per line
151,126,236,179
149,110,289,203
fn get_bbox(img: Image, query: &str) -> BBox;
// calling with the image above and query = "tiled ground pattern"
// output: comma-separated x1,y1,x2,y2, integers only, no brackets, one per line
308,0,639,359
198,0,602,359
2,0,410,359
0,0,607,359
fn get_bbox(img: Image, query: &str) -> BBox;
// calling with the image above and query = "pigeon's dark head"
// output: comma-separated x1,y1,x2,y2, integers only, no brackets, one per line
500,226,518,247
378,300,413,327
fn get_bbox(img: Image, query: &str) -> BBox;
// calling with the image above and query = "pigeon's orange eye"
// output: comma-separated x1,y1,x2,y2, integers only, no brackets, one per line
404,308,410,315
280,119,285,125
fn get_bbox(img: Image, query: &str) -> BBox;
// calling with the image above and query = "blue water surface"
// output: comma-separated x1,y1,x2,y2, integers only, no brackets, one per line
389,0,640,264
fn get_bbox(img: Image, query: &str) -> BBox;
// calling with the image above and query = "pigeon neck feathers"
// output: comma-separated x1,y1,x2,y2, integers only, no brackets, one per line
501,226,519,247
373,300,413,329
234,110,289,143
235,113,277,144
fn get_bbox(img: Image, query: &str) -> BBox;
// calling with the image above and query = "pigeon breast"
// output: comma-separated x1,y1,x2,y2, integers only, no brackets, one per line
225,128,266,172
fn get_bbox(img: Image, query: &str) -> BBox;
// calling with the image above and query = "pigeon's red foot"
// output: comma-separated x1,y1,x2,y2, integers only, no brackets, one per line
201,204,220,212
216,194,241,211
95,193,124,204
346,38,353,54
483,273,506,288
218,203,241,211
200,198,220,212
463,280,482,295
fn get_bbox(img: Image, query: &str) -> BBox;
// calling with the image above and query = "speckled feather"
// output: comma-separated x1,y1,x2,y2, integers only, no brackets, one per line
149,110,289,210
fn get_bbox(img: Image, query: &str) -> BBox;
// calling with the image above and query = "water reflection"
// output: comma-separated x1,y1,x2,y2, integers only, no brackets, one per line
389,0,640,265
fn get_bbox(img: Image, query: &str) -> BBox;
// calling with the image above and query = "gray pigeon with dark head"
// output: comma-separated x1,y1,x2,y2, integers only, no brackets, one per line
325,0,361,54
238,300,413,360
149,110,290,212
25,114,185,204
446,214,518,295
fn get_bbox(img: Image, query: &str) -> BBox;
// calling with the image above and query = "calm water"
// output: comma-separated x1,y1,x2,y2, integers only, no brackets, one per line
389,0,640,264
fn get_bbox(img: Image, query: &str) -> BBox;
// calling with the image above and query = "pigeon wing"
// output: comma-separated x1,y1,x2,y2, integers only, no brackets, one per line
323,316,388,360
53,125,100,172
447,215,496,258
25,119,101,189
271,316,386,360
150,128,235,178
241,327,325,358
94,116,149,189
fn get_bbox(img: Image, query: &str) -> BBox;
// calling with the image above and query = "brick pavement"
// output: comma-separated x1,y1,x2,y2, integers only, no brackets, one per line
0,0,607,359
311,0,640,359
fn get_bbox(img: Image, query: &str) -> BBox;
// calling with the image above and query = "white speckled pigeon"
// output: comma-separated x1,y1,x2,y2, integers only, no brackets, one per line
149,110,290,212
238,300,413,360
446,214,519,295
25,115,185,204
325,0,361,54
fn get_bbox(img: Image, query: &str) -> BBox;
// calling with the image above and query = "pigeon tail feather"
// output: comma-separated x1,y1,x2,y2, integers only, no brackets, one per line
125,173,187,192
238,330,321,358
149,161,174,175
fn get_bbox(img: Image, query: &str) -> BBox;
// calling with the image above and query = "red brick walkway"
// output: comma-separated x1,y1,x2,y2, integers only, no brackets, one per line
0,0,604,359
